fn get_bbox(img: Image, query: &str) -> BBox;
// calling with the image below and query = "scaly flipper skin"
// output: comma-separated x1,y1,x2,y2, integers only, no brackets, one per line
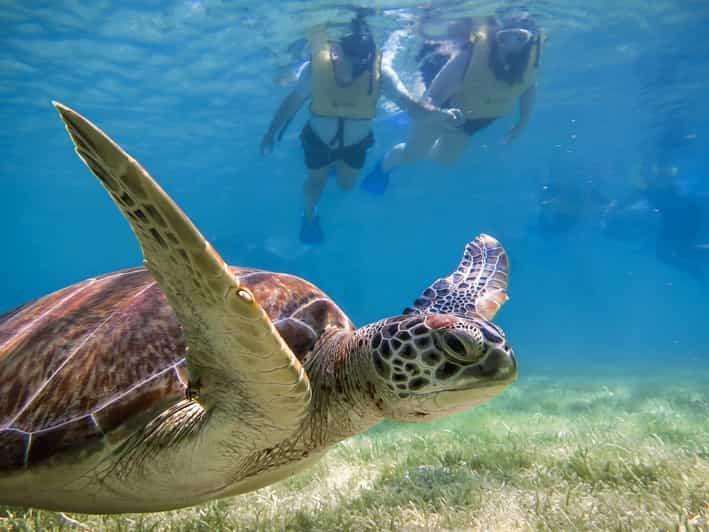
405,234,509,320
53,102,310,445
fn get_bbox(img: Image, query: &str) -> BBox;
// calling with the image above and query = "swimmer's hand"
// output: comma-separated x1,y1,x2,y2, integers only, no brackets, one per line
260,131,275,156
427,107,464,130
444,108,464,130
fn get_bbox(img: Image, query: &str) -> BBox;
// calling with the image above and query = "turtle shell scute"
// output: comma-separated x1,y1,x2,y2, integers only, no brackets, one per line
235,270,353,361
0,266,352,471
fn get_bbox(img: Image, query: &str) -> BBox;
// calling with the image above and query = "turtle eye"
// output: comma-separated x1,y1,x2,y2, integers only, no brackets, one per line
443,332,467,357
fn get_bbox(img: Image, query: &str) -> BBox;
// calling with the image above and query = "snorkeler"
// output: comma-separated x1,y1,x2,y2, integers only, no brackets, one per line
604,164,708,281
643,168,708,281
361,13,543,193
261,15,460,244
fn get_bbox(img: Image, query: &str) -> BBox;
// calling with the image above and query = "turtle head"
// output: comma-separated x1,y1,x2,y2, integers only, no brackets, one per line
367,313,516,421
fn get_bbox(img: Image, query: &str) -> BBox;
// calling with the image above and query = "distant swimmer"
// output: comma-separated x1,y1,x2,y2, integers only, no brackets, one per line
261,14,460,244
643,169,708,281
362,13,543,193
605,164,708,281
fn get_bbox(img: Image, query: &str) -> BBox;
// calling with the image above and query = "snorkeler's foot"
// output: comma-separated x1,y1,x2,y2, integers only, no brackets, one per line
300,214,325,244
360,160,391,195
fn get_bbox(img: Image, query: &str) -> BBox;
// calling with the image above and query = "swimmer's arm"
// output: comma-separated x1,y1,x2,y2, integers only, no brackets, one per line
381,66,444,119
425,50,469,106
266,90,307,137
380,31,447,118
261,62,310,154
261,90,307,154
504,85,536,143
515,85,536,130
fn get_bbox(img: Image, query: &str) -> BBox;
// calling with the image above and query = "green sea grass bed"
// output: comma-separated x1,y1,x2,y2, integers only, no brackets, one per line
3,372,707,531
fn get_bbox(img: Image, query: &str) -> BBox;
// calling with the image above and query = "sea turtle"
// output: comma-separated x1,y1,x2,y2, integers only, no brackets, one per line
0,103,516,514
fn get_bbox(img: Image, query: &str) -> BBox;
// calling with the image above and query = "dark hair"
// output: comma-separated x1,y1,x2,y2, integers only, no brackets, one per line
487,14,540,85
340,15,376,78
417,41,459,89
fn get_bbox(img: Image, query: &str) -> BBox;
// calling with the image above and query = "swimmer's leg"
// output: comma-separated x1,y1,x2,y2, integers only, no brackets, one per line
300,166,329,244
335,160,360,190
383,119,440,171
303,166,330,221
362,120,440,194
429,130,470,166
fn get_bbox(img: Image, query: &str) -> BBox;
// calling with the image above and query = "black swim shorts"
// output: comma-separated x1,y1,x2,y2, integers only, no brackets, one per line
462,117,495,136
300,122,374,170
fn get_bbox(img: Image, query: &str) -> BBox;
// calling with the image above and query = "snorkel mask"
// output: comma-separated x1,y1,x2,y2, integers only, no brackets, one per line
340,16,376,78
495,28,533,55
494,13,539,57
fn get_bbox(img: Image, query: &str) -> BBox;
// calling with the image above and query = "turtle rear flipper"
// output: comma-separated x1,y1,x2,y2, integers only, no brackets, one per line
405,233,509,320
53,102,311,444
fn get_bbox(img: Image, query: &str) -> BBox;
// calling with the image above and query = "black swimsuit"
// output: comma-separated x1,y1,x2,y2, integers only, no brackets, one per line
300,119,374,170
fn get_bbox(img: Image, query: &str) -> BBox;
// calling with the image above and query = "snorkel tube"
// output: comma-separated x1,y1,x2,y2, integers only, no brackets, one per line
340,13,376,78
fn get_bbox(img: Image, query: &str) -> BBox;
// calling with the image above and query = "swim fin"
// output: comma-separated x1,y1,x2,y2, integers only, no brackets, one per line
360,160,391,195
300,213,325,244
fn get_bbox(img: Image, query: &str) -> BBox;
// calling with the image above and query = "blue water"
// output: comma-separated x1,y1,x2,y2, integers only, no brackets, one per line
1,0,708,379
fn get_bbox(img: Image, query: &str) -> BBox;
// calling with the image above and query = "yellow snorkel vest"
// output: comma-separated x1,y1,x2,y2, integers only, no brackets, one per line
309,34,382,120
450,30,540,120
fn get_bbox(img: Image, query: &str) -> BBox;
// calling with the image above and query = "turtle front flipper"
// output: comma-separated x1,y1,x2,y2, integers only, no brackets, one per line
53,102,310,443
405,234,509,320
